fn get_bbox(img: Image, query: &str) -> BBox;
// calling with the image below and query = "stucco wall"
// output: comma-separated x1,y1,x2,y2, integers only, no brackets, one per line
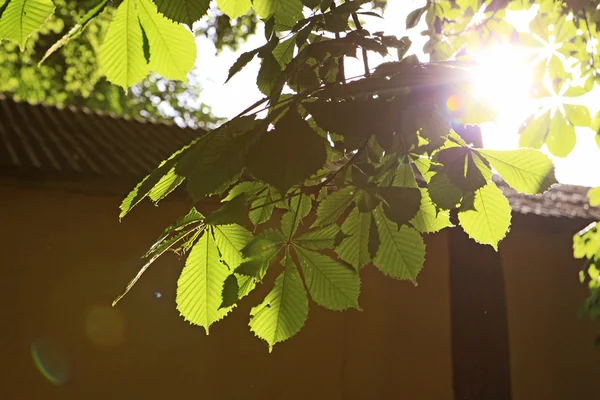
501,216,600,399
0,185,454,400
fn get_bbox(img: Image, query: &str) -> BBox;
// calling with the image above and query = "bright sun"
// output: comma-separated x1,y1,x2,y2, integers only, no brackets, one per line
470,45,536,125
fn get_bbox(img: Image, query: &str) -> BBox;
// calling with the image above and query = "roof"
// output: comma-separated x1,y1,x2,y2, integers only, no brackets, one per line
0,95,198,180
0,95,598,221
497,178,600,221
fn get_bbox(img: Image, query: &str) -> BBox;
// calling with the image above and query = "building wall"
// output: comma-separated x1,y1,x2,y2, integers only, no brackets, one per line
501,215,600,400
0,185,454,400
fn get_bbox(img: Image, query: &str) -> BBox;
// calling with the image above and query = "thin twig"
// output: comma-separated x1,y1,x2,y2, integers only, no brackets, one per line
352,13,371,77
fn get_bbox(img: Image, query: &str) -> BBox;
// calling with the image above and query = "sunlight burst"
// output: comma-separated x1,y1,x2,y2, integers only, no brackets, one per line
470,46,536,123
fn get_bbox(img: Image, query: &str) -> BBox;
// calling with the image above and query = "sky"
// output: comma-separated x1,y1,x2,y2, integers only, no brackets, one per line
191,1,600,188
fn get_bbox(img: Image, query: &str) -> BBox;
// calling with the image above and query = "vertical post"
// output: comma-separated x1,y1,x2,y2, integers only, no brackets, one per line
448,229,512,399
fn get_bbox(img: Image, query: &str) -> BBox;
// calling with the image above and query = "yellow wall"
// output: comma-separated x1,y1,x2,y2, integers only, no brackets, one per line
0,185,454,399
501,216,600,399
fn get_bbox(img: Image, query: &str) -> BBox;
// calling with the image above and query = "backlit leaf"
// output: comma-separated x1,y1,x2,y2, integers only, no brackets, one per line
294,225,340,250
254,0,303,25
257,53,281,95
249,187,278,226
138,0,197,81
519,111,550,149
99,0,150,88
573,222,600,259
153,0,210,25
295,246,360,310
373,207,425,282
546,112,576,158
213,224,253,269
0,0,54,49
458,182,512,250
273,35,296,68
588,187,600,207
478,148,557,194
282,194,312,239
312,186,355,227
40,0,109,64
249,249,308,350
217,0,252,18
410,189,453,233
564,104,591,127
176,231,232,333
337,207,371,269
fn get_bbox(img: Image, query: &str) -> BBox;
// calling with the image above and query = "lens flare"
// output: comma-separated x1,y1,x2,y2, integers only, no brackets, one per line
85,306,125,347
31,338,70,385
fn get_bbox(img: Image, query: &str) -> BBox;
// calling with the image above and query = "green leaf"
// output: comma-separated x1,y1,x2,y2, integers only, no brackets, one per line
354,188,380,213
373,208,426,282
138,0,197,82
428,172,463,210
564,104,591,127
312,186,355,227
40,0,110,64
249,249,308,350
176,231,232,333
99,0,150,88
147,207,205,256
294,246,360,310
113,226,202,306
478,148,557,194
392,163,418,188
0,0,54,49
220,274,240,309
223,182,267,202
226,49,259,83
377,187,422,226
176,117,262,200
241,229,286,260
573,222,600,259
249,187,278,226
588,187,600,207
410,189,453,233
213,224,253,269
282,193,312,239
247,108,327,194
546,112,576,158
120,139,197,218
273,35,296,68
254,0,303,25
436,147,491,192
205,195,249,226
519,111,550,149
257,53,281,95
337,207,371,270
294,225,340,250
153,0,209,25
458,182,512,250
235,259,267,279
406,6,426,29
217,0,252,18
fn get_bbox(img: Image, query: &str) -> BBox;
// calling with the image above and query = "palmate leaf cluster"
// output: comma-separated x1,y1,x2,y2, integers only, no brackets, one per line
5,0,599,349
